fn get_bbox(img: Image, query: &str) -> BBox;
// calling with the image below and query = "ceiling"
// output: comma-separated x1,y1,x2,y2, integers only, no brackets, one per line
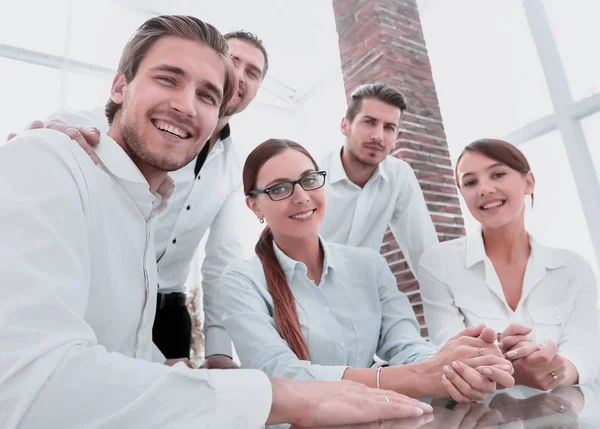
114,0,344,110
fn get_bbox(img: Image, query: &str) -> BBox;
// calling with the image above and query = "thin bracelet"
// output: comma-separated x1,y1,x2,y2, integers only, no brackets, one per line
376,366,382,389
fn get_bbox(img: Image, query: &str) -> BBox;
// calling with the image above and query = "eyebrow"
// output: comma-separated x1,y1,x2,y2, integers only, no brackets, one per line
460,162,505,179
149,63,223,103
264,169,316,187
363,115,398,128
231,55,264,77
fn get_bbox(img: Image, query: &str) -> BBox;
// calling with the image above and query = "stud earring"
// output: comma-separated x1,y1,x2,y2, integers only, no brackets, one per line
258,217,264,224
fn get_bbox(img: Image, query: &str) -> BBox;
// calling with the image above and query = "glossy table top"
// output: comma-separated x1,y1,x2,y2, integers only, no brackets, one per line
267,383,600,429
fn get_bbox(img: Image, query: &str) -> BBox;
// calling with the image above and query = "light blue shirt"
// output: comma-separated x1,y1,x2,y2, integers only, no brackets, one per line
218,238,436,381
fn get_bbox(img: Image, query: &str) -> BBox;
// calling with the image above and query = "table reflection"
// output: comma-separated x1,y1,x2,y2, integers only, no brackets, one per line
267,382,600,429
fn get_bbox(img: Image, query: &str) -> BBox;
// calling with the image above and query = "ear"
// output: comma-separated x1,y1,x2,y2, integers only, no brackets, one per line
245,195,263,219
525,171,535,196
340,117,349,136
110,73,128,106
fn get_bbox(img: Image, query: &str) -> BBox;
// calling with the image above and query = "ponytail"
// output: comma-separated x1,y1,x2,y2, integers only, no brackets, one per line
255,227,309,360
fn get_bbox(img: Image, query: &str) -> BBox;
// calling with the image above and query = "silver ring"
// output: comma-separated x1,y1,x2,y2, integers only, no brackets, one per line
384,395,390,403
551,372,558,380
478,347,484,356
560,405,566,412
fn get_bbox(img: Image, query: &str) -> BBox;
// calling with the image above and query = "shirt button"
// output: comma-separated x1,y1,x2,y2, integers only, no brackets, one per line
172,238,177,244
197,175,201,180
557,315,563,321
338,341,345,348
186,205,191,210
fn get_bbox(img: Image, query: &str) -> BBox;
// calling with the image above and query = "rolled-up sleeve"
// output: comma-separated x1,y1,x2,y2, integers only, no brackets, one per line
0,135,272,429
218,265,349,381
558,256,600,384
375,255,437,365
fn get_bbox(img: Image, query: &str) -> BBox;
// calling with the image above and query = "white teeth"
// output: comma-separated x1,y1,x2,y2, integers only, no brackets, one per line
482,200,504,210
155,120,189,139
291,210,314,219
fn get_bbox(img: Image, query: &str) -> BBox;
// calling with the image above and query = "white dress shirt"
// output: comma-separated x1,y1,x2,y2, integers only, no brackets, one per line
0,129,271,428
418,232,600,384
218,238,437,381
49,108,246,356
319,149,439,276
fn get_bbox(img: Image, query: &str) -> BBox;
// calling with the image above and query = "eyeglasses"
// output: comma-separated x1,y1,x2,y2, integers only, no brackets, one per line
248,171,327,201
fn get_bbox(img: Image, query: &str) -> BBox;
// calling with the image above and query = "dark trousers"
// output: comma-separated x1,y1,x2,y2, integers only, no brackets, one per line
152,293,192,359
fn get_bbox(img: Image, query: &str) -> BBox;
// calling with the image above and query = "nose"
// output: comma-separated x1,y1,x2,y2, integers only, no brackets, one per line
169,87,197,118
370,124,384,142
291,183,310,204
477,179,496,196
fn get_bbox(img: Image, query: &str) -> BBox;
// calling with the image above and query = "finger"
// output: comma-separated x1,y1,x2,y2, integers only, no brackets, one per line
498,335,531,351
442,374,472,403
79,127,101,146
500,323,532,339
464,354,512,368
477,326,497,344
505,344,541,361
522,341,558,366
6,132,17,141
452,361,497,393
450,324,486,341
475,366,515,388
457,337,503,357
376,389,433,412
46,123,100,164
442,363,488,401
24,120,45,131
374,402,429,421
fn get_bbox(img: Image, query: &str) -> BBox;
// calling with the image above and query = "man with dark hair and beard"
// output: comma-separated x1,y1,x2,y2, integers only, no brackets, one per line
8,30,270,369
319,82,439,277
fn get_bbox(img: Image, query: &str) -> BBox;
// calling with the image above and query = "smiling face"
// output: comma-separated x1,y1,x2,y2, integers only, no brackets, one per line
224,38,265,116
247,149,326,241
457,150,535,229
341,98,402,167
109,35,226,174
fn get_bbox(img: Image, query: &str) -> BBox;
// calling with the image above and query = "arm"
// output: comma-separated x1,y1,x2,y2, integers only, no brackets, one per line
557,256,600,384
0,133,272,428
375,255,437,365
201,187,246,359
218,266,350,380
418,249,468,346
388,163,438,277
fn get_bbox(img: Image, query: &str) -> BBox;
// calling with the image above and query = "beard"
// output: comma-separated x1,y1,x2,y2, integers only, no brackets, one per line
120,107,202,173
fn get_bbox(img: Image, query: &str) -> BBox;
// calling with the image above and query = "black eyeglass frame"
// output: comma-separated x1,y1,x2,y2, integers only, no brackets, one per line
247,170,327,201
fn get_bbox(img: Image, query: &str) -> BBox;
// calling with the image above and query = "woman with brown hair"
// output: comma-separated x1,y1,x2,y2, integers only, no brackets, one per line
419,138,600,390
217,138,514,403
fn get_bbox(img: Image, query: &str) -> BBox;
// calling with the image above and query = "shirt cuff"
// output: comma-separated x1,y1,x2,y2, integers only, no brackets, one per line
211,369,272,428
205,326,233,357
561,348,599,385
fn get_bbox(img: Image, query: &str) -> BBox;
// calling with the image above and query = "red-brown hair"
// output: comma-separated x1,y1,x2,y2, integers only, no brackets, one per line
456,138,534,206
243,139,318,360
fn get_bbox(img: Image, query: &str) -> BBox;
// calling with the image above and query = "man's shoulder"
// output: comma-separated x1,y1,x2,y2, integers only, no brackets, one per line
382,155,414,176
4,129,91,165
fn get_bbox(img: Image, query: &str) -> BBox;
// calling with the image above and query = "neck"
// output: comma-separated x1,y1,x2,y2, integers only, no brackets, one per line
209,115,230,150
340,145,377,188
273,233,323,283
107,124,166,194
481,216,530,263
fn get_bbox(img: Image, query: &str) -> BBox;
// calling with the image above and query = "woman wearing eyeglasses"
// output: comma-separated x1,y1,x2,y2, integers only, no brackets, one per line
216,139,515,402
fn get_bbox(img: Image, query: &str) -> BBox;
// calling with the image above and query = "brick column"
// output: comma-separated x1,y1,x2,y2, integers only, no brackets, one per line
332,0,465,337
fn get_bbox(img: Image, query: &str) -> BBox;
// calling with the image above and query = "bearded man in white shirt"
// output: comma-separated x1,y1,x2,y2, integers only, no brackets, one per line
0,15,432,428
319,83,439,277
8,31,269,370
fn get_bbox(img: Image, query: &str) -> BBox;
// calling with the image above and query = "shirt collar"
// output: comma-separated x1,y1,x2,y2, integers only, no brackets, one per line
94,134,175,219
272,235,336,283
329,147,389,184
465,228,565,270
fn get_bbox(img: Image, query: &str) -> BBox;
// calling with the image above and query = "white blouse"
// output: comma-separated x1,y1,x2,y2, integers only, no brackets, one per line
418,232,600,384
